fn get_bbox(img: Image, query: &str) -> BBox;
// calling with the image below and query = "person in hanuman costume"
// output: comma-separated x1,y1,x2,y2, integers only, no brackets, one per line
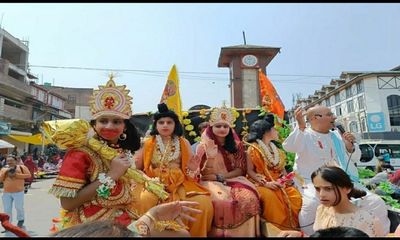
47,74,201,237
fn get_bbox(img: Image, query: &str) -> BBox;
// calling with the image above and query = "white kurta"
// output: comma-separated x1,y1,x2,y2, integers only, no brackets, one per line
282,126,390,236
282,126,361,184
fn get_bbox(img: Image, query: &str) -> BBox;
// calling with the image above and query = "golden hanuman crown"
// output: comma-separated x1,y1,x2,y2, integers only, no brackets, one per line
209,103,236,127
90,74,132,119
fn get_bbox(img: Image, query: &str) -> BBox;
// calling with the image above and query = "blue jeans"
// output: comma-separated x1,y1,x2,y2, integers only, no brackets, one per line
2,191,25,223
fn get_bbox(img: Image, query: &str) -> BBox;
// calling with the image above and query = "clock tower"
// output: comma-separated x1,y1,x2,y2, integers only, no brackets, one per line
218,44,280,108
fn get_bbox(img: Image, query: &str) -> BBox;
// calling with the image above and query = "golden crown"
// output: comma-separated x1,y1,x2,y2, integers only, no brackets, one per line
90,74,132,119
209,103,236,127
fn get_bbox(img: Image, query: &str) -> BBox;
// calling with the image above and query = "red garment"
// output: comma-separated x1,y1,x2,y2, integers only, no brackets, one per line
0,213,30,237
50,149,134,226
203,126,247,172
389,169,400,185
24,157,37,184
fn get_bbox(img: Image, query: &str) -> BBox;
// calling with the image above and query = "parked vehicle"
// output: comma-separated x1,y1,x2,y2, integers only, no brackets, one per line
357,140,400,170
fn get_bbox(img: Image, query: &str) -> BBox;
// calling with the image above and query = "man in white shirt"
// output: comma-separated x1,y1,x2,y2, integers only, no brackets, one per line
283,105,390,236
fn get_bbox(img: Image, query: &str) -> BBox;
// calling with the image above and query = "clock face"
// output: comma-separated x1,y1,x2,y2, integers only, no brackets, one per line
242,54,258,67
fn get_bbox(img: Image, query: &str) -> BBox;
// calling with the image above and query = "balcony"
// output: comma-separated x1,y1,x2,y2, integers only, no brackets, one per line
0,59,32,98
0,104,32,123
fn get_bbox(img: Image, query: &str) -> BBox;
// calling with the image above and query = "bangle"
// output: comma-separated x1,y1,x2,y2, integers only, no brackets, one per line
144,212,187,232
127,220,150,236
96,173,116,198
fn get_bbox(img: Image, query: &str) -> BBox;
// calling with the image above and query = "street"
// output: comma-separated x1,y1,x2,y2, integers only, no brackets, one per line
0,177,60,237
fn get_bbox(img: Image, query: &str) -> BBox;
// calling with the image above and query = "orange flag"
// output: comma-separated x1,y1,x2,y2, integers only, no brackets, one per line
258,69,285,120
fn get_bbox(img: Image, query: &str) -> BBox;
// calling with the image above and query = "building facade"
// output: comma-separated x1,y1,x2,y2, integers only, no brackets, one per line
289,66,400,141
47,86,92,120
0,28,71,155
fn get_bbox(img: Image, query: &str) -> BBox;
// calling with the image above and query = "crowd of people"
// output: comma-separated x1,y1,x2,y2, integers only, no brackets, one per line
0,74,396,237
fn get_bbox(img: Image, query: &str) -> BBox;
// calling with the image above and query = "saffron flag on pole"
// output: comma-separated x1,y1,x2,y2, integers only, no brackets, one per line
160,64,183,120
258,69,285,120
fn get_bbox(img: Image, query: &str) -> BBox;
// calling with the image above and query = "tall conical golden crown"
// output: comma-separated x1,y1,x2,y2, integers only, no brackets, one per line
90,74,132,119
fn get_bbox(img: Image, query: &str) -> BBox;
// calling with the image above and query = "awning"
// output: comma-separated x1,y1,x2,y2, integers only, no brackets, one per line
8,133,50,145
0,139,15,149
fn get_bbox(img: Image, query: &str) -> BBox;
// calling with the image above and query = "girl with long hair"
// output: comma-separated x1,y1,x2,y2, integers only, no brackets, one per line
246,114,302,231
279,166,384,237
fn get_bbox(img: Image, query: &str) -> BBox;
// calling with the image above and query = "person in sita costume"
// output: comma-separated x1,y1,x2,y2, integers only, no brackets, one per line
195,104,261,237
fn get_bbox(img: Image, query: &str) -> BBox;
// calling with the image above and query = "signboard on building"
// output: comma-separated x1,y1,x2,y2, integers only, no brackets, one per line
0,121,11,135
367,112,386,132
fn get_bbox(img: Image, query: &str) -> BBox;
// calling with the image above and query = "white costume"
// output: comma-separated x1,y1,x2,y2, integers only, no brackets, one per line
283,126,390,236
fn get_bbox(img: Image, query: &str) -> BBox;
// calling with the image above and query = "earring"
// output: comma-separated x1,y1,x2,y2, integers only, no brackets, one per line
119,133,127,141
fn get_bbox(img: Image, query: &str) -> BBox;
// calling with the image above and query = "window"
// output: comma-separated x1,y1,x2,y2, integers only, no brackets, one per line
391,145,400,158
349,121,358,133
335,93,341,103
4,99,23,109
360,144,374,162
358,96,365,110
347,100,354,113
335,105,342,116
346,87,353,98
326,98,331,107
361,118,366,132
375,144,400,159
68,95,76,104
387,95,400,126
356,81,364,94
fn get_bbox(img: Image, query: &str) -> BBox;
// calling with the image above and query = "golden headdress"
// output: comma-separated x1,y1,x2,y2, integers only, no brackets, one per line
90,74,132,119
209,103,237,127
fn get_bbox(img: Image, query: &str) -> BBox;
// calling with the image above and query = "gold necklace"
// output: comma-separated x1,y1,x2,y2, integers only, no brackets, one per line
256,140,285,170
155,135,180,170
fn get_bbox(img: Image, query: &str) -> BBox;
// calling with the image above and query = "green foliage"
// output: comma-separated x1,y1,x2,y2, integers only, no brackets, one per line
274,117,295,172
375,180,400,209
378,181,395,195
358,168,376,179
285,152,295,172
256,105,267,117
381,195,400,209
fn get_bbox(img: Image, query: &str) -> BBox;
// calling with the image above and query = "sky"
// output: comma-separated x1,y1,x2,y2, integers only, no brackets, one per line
1,3,399,114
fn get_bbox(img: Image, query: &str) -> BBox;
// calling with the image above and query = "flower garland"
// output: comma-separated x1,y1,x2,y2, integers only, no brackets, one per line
155,135,180,164
182,110,206,143
256,139,281,167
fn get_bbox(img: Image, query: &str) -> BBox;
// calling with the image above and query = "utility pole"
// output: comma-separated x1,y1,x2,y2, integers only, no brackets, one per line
0,13,4,29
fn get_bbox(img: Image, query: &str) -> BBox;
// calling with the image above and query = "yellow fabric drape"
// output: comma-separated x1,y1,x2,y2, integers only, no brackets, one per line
8,133,50,145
